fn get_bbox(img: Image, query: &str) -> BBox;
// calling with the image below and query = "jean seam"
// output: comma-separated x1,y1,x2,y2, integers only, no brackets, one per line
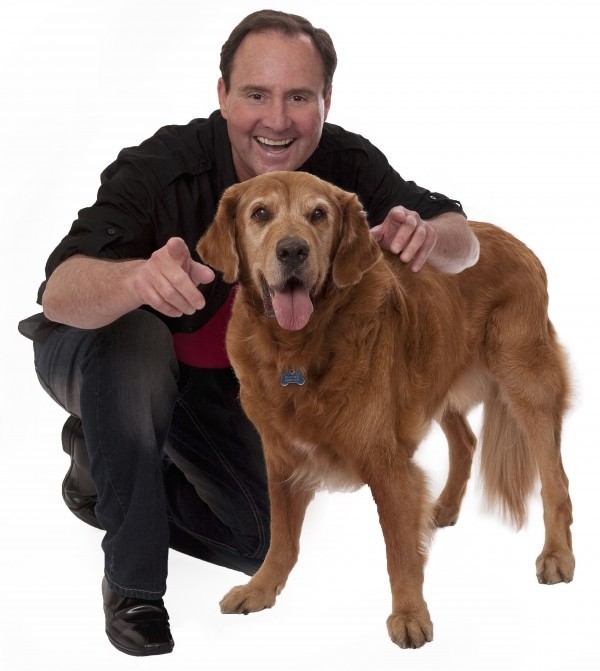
175,394,268,560
89,331,130,577
166,512,257,559
105,574,165,598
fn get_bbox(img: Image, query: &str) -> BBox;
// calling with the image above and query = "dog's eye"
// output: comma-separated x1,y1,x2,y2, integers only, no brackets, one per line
251,207,271,222
310,208,326,222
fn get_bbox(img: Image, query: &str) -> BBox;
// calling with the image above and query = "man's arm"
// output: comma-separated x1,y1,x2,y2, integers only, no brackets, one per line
370,208,479,274
42,237,215,329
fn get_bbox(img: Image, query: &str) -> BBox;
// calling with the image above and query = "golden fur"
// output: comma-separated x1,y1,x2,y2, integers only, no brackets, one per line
197,171,574,649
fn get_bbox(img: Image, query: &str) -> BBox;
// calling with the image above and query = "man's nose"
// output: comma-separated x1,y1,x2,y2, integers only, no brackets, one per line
264,99,290,132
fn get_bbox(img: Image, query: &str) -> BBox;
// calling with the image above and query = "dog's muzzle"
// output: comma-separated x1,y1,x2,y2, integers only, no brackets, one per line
260,237,314,332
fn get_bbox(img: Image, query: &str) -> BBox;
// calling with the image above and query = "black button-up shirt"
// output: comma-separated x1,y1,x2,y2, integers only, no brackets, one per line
34,110,464,335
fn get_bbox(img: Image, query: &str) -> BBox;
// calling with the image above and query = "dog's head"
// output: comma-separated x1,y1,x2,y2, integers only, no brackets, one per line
197,171,381,331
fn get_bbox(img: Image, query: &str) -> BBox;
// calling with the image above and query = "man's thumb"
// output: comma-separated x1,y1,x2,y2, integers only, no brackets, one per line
370,224,384,242
166,237,190,266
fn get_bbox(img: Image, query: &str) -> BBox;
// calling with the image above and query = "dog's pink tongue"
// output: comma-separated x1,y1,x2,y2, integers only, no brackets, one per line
272,285,313,331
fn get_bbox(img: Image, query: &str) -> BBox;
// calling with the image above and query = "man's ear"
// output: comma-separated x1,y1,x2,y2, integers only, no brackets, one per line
217,78,228,119
323,86,332,122
332,191,382,288
197,183,241,283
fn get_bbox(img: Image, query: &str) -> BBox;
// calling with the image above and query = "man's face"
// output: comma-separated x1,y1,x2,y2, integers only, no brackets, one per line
218,31,331,183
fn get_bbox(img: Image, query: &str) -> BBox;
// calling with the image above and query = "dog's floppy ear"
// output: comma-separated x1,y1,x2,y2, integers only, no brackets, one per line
197,184,241,283
332,191,382,288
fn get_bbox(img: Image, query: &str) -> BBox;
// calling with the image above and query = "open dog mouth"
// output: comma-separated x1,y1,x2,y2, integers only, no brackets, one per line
261,275,314,331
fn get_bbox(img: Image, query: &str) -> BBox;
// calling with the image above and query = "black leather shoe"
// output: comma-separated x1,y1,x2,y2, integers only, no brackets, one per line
61,415,102,529
102,578,174,656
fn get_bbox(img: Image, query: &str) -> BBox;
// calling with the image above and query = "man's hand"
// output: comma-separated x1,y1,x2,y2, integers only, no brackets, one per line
43,237,216,329
132,237,215,318
370,206,436,272
371,208,479,274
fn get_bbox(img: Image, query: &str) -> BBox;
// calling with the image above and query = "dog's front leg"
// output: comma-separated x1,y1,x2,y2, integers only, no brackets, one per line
220,452,314,615
369,459,433,649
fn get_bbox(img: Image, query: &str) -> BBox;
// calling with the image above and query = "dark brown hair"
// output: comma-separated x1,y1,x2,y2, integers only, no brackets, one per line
220,9,337,95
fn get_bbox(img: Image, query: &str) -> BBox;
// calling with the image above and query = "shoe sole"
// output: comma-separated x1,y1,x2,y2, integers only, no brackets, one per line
105,629,174,656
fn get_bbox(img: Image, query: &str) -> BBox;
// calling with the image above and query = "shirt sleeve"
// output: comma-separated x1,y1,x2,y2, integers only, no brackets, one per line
357,142,465,227
43,155,168,281
37,156,169,305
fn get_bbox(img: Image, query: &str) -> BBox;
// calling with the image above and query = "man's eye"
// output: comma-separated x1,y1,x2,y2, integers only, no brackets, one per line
252,207,271,222
310,208,326,222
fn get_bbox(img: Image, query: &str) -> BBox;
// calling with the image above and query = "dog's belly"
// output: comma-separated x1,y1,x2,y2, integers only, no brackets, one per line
442,367,488,415
289,441,364,493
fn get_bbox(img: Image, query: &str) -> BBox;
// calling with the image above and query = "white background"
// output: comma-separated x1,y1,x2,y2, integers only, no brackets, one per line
1,0,599,669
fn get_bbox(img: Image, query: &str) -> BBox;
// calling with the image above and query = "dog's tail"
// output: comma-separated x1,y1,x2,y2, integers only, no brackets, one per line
479,384,538,529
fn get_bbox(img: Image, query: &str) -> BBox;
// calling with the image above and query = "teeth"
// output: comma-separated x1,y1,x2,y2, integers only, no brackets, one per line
256,136,294,147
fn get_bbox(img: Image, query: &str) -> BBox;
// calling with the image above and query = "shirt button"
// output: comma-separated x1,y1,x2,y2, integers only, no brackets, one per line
107,228,116,235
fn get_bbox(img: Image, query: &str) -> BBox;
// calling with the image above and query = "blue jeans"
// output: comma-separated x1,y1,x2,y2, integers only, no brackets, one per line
31,310,270,600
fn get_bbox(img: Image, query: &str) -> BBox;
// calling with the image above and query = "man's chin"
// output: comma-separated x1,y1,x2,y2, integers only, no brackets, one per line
235,148,310,181
255,157,299,175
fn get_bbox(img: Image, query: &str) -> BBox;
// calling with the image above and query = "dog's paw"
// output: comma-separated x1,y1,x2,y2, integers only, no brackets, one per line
387,609,433,649
432,500,460,528
536,550,575,584
219,583,278,615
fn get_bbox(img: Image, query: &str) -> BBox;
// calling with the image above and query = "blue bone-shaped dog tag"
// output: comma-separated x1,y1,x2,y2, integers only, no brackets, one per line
280,369,305,386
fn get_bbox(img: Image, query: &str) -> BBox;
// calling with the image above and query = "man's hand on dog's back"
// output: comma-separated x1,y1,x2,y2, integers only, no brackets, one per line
371,207,478,274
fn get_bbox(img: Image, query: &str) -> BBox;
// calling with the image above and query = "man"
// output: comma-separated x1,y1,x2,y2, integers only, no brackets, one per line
19,9,479,657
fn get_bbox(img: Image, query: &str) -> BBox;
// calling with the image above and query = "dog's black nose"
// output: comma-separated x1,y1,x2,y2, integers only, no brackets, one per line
276,237,309,269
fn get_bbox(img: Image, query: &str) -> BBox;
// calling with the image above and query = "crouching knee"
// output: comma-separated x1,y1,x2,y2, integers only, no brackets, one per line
92,310,179,400
102,309,176,368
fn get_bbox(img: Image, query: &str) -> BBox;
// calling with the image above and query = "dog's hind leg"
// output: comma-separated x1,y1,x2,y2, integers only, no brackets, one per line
498,389,574,583
484,310,574,584
369,459,434,649
533,423,575,584
506,386,574,584
433,410,477,527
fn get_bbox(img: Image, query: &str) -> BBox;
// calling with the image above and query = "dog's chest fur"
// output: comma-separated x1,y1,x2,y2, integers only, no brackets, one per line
289,440,364,492
236,349,379,492
227,277,414,492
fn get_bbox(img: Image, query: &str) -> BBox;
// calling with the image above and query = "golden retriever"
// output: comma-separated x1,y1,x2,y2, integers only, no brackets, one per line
197,171,574,649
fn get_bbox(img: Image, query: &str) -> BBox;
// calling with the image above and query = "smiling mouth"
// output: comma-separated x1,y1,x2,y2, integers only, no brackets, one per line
255,136,296,151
